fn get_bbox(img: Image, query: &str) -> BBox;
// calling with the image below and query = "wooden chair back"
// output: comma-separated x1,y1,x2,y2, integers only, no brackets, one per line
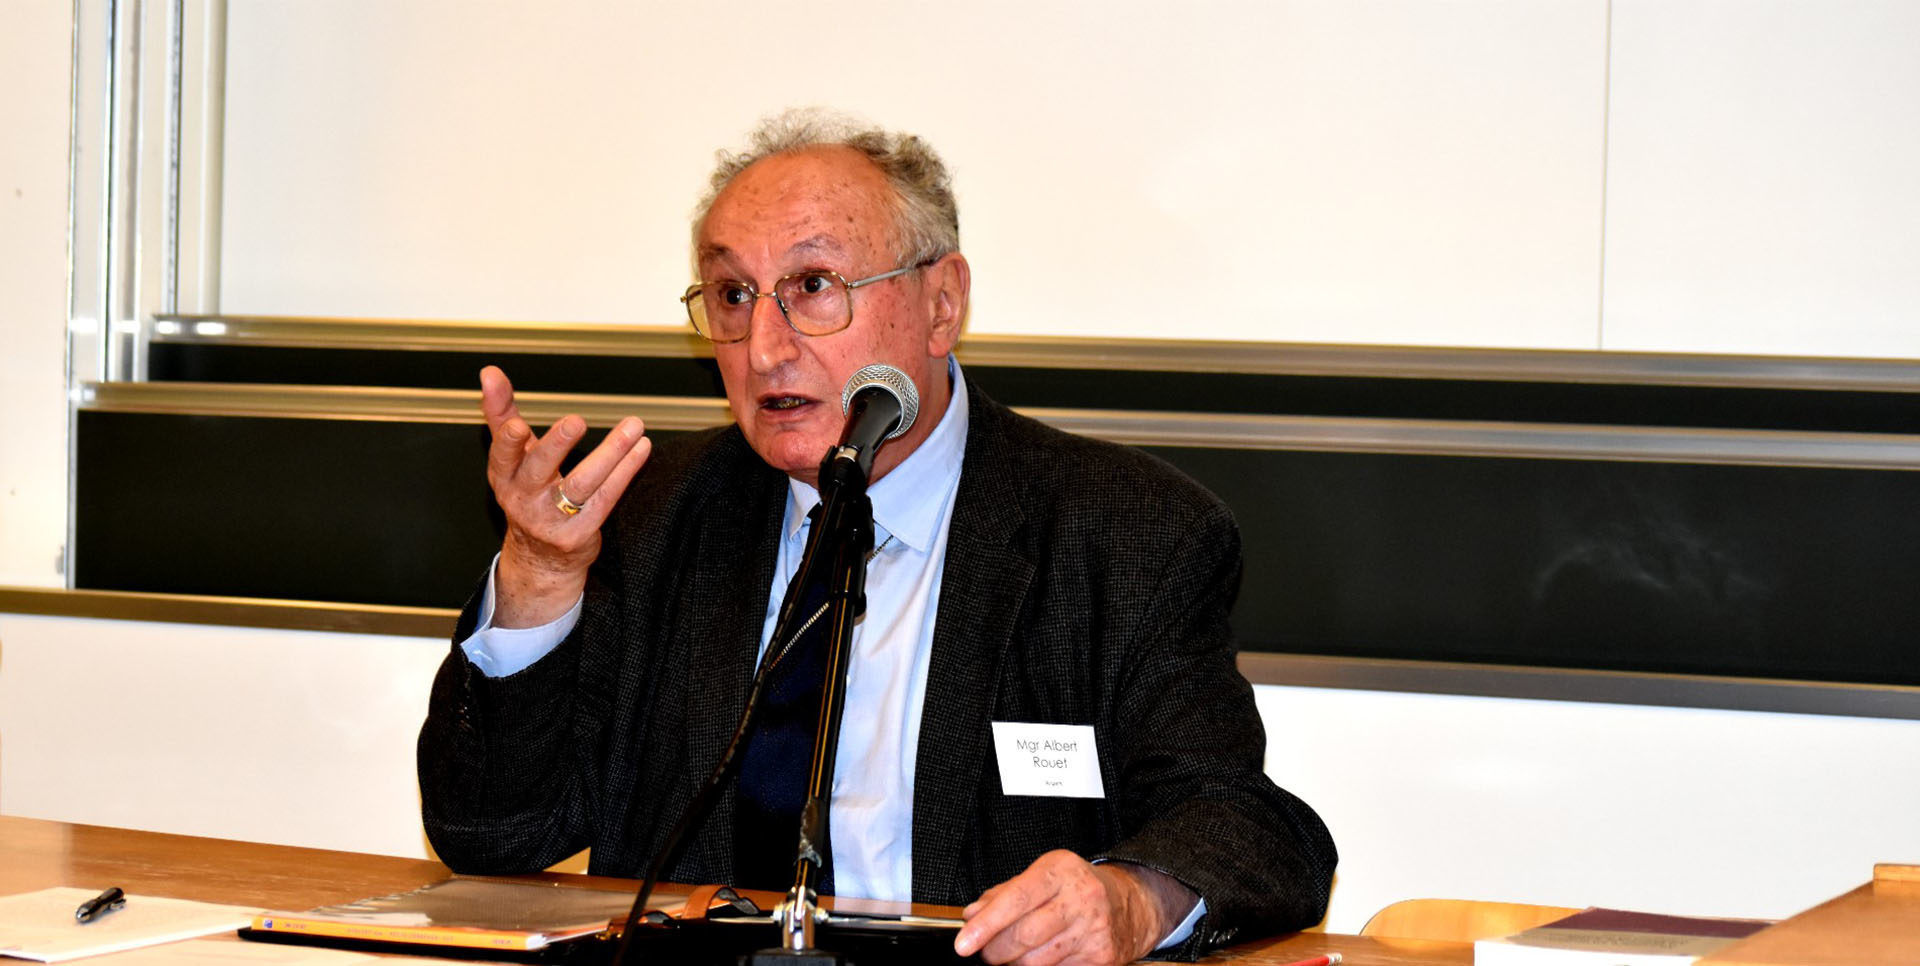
1360,898,1582,943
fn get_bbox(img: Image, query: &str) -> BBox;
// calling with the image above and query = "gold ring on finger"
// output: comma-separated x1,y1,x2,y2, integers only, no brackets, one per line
554,483,587,516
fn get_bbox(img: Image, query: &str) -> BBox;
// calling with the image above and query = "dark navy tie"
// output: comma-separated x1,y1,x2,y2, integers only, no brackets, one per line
733,513,836,894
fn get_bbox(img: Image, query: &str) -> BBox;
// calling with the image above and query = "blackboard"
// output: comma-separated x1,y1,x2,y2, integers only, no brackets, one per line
78,339,1920,687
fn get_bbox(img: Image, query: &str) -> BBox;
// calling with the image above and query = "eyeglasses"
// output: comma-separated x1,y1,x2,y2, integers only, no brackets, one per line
679,262,927,344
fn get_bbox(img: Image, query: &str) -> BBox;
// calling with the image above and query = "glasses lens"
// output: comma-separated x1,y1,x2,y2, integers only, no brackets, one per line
688,281,756,342
774,272,852,335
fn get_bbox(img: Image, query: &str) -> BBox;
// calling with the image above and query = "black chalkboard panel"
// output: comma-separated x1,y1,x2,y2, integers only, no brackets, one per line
74,412,658,610
151,343,730,400
1153,446,1920,685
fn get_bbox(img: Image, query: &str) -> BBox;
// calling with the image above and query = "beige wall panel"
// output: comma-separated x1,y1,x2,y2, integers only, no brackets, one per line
0,0,75,587
1603,1,1920,358
0,614,450,859
218,0,1607,349
1263,684,1920,933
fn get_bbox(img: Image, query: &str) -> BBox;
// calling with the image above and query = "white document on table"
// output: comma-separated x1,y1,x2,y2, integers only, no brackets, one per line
0,887,258,963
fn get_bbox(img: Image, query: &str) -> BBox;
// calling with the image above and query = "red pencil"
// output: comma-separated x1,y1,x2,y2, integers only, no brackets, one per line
1272,954,1341,966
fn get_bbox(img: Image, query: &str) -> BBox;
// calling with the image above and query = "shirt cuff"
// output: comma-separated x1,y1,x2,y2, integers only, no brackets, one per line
1090,859,1207,952
457,553,583,678
1156,896,1207,952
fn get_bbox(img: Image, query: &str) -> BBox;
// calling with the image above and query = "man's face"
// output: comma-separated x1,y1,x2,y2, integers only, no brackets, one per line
697,146,964,487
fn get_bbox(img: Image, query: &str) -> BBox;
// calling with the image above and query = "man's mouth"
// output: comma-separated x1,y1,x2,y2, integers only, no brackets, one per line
762,395,813,412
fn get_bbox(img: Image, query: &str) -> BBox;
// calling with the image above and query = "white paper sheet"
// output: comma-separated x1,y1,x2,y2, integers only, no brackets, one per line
0,887,258,963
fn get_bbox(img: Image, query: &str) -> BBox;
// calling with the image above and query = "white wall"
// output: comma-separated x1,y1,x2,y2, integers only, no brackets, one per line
0,614,449,859
1262,685,1920,931
0,0,75,588
212,1,1920,359
218,0,1611,350
1603,0,1920,357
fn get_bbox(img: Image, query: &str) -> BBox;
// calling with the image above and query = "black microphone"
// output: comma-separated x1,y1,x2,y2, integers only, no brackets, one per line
831,364,920,479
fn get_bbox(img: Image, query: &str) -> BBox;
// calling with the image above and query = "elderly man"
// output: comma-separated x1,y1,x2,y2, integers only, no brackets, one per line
418,110,1335,964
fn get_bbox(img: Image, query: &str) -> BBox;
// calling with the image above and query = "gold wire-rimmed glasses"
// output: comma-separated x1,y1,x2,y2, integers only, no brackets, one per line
679,262,929,344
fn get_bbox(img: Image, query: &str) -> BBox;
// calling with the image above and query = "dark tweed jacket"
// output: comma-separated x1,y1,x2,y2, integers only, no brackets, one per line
419,381,1336,957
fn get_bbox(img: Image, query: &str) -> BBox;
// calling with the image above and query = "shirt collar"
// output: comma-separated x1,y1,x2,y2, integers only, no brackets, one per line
786,356,969,554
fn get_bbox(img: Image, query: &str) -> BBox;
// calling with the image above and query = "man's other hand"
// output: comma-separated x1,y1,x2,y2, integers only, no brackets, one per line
480,365,651,628
953,850,1198,966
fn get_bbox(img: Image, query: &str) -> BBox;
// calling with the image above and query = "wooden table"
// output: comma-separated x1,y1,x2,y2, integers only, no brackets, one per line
1699,863,1920,966
0,816,1467,965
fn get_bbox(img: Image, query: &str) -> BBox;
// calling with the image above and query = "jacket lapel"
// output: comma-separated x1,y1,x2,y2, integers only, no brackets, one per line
677,442,786,882
911,389,1036,903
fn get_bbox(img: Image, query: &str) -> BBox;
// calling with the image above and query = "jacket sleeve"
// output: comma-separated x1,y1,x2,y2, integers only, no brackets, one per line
1094,500,1338,959
416,568,616,874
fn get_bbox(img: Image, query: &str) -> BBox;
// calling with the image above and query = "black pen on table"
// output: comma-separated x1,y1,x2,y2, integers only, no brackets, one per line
74,886,125,924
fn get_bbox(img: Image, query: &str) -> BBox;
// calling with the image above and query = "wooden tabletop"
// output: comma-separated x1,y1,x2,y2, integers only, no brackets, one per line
1698,864,1920,966
0,816,1468,965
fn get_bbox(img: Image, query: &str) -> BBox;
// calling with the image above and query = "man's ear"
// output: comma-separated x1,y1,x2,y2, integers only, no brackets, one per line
924,252,971,357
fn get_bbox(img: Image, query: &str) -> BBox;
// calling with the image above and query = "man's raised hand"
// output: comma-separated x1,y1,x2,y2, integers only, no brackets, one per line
480,365,651,628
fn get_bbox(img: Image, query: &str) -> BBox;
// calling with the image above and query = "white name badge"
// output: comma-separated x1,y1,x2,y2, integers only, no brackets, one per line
990,722,1105,798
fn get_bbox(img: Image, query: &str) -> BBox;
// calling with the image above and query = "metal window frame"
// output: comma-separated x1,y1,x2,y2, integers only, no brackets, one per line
68,0,226,585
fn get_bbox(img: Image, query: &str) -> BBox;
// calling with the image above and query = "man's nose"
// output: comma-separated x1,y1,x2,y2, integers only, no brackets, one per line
745,292,800,373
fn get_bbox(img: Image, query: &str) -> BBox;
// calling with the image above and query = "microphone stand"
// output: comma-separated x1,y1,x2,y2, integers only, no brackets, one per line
613,372,910,964
605,455,874,966
747,445,875,966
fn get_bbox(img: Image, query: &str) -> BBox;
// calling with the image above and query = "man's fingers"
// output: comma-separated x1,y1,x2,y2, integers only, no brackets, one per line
983,906,1076,966
482,367,535,479
958,852,1133,966
478,372,647,542
560,425,651,528
596,430,653,504
478,366,521,429
553,417,646,508
517,413,588,486
956,870,1052,958
487,416,535,479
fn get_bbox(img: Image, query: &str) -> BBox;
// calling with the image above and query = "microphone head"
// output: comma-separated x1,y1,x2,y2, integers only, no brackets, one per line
840,364,920,441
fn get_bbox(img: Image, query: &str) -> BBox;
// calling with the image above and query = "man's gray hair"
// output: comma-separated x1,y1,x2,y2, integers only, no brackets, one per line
694,108,960,267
